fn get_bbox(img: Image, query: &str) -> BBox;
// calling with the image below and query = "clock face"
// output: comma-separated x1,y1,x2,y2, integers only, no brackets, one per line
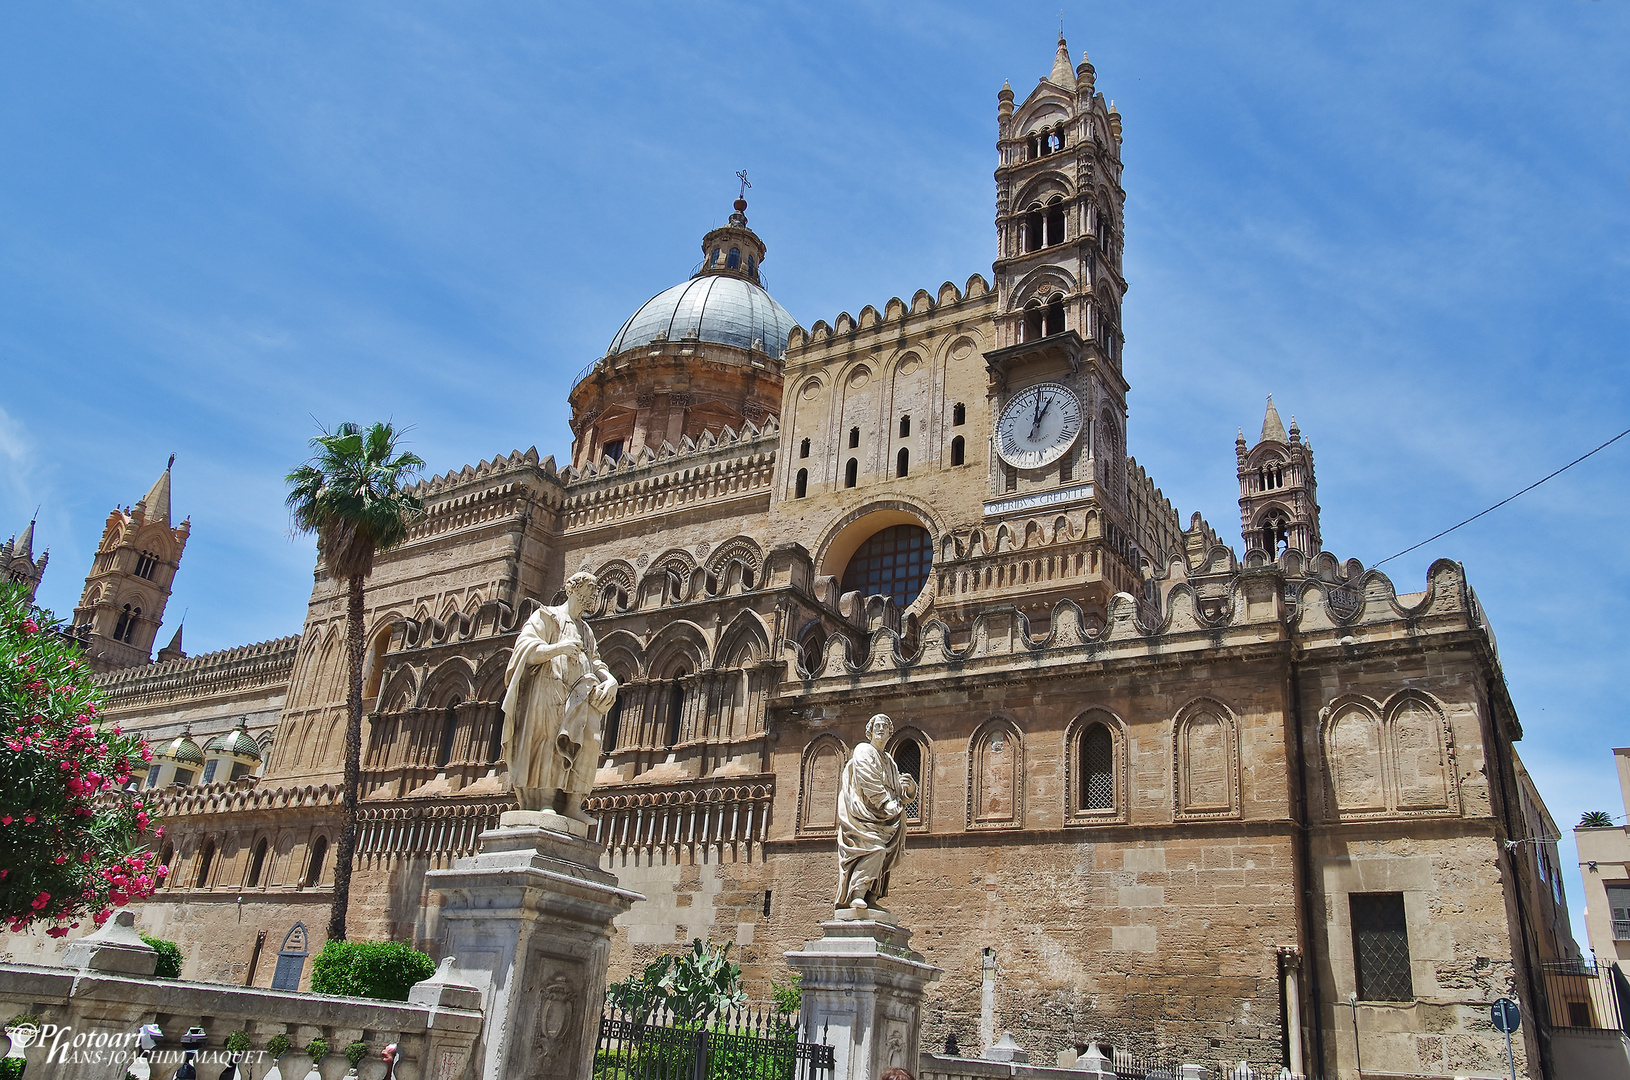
996,382,1083,469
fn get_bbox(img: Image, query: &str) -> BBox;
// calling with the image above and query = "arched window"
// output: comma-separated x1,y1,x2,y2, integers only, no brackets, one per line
664,675,687,748
602,690,623,754
1044,295,1065,337
896,448,909,478
303,836,327,888
892,738,923,822
437,700,460,769
747,256,756,277
1024,303,1044,343
951,436,965,467
952,403,966,426
1024,206,1045,253
727,247,741,270
195,840,216,889
799,437,811,458
246,838,269,888
795,469,808,498
849,427,860,449
898,415,911,438
844,459,858,488
840,524,931,608
135,551,158,579
114,605,133,644
1046,199,1066,247
711,248,722,267
1080,724,1114,810
798,625,828,674
1260,514,1289,556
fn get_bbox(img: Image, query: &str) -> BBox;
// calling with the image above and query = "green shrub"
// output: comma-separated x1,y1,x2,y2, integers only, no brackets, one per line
309,939,435,1002
138,932,182,979
769,972,801,1017
223,1031,252,1054
264,1034,291,1060
344,1041,369,1069
305,1037,330,1062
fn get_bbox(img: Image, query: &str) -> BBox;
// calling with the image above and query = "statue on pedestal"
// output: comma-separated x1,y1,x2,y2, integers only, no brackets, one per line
835,713,918,915
501,572,619,821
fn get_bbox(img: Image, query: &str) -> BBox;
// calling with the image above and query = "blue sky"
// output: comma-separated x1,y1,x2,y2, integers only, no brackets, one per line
3,3,1627,945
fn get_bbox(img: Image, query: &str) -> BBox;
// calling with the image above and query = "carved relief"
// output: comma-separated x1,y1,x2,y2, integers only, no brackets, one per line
1173,700,1240,819
967,718,1022,828
1322,693,1459,819
799,735,845,833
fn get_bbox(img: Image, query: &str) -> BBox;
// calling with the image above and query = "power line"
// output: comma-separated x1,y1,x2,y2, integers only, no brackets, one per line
1372,426,1630,570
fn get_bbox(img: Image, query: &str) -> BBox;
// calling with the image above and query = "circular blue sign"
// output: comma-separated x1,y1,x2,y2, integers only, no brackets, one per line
1491,997,1521,1033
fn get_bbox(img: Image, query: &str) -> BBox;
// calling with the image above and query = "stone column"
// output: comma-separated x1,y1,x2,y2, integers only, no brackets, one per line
784,916,941,1080
424,816,643,1080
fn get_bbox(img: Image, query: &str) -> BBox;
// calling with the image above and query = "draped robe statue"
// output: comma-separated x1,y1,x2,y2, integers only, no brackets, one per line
500,572,619,818
835,713,918,913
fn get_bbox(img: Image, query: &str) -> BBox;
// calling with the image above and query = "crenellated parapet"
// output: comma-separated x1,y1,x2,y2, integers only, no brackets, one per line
95,635,299,713
561,421,778,532
789,277,992,351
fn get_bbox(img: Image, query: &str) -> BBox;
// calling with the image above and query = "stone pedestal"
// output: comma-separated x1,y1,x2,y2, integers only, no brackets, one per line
784,916,941,1080
424,822,642,1080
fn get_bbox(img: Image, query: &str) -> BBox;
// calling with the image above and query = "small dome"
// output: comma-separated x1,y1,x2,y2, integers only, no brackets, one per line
605,275,797,360
204,720,262,761
157,729,204,766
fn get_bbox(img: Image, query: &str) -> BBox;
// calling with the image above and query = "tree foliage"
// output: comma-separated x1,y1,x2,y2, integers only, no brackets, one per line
607,938,748,1027
138,931,182,978
1580,810,1617,828
309,939,435,1001
0,583,164,933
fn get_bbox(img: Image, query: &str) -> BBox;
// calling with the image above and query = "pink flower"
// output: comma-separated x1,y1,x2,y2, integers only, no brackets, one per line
1,815,11,826
31,891,50,910
21,619,38,634
23,814,35,824
46,926,69,939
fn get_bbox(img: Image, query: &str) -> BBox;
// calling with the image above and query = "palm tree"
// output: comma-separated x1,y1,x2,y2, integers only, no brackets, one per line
286,422,425,941
1580,811,1617,828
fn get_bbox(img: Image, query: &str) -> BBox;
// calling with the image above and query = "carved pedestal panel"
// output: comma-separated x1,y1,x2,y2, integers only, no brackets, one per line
784,916,941,1080
425,823,642,1080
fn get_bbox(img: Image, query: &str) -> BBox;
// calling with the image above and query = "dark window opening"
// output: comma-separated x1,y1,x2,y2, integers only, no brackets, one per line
247,839,268,888
665,677,687,748
1004,464,1017,493
437,701,460,769
202,760,218,784
603,439,624,462
172,768,194,787
1258,464,1284,490
229,761,251,782
1351,893,1413,1001
762,890,772,917
135,551,158,579
951,436,965,467
1060,453,1073,483
899,415,911,438
488,709,506,764
1024,208,1045,253
840,524,931,608
1080,724,1114,810
602,691,623,754
727,247,741,270
799,437,811,458
849,427,860,449
1024,304,1044,343
952,403,966,426
1044,296,1066,337
845,459,858,488
196,841,216,889
795,468,808,498
1046,200,1066,247
893,739,922,819
114,605,134,644
711,248,722,267
303,837,328,888
896,448,909,478
798,625,828,672
146,765,161,788
747,256,756,277
1260,514,1290,557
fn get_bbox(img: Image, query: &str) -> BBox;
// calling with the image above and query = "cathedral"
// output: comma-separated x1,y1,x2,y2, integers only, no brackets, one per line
2,35,1580,1080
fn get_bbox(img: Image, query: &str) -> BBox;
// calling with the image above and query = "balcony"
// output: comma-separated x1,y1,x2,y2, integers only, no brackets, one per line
1614,918,1630,941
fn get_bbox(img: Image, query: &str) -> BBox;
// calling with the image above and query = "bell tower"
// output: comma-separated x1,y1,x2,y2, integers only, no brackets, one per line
981,36,1134,536
73,456,191,672
1,518,47,604
1237,397,1321,559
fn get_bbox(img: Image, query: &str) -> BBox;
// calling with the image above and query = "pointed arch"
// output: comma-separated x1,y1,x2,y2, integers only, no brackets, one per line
1385,691,1458,814
1322,695,1388,816
798,734,847,834
417,656,476,710
887,726,930,829
967,716,1023,829
378,666,418,714
1172,698,1241,819
1065,708,1126,825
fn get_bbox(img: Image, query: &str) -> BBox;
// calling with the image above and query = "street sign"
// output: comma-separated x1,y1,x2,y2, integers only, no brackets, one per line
1491,998,1521,1034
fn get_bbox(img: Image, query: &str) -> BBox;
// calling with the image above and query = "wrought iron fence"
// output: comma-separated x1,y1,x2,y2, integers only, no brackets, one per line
1208,1063,1298,1080
1110,1048,1183,1079
1541,958,1630,1032
593,1003,835,1080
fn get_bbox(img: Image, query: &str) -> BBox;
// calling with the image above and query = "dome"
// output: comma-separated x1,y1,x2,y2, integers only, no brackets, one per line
204,720,262,761
605,275,797,360
157,730,204,766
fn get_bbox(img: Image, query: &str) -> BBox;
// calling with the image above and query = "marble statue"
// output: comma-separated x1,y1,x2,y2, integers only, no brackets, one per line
501,571,619,819
835,713,918,914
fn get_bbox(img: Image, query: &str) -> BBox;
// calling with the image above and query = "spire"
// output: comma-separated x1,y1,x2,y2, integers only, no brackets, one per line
1049,35,1077,90
14,518,34,561
1260,396,1288,444
138,455,175,526
158,623,185,663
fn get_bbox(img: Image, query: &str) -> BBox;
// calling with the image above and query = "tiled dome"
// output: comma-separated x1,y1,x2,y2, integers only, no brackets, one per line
605,275,797,360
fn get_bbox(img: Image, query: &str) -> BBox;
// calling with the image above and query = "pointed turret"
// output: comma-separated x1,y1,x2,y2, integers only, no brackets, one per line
1049,35,1076,90
158,623,186,663
1,516,46,603
137,455,176,527
14,519,34,561
1260,396,1288,445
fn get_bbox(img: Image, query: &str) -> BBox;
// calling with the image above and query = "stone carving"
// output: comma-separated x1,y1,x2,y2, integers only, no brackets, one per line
835,714,917,914
501,572,619,818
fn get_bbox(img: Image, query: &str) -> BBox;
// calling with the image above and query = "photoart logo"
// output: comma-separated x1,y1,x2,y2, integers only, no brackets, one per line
3,1020,39,1080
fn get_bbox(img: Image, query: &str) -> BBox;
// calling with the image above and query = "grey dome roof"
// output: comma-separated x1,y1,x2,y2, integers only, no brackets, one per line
606,275,797,359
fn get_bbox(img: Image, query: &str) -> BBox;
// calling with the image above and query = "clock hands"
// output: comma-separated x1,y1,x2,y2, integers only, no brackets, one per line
1028,394,1055,442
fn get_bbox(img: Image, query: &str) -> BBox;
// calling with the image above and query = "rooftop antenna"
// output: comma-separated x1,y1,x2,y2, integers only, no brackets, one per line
735,169,752,201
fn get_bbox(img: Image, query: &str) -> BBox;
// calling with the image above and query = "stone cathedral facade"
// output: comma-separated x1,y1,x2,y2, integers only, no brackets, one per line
3,36,1580,1080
